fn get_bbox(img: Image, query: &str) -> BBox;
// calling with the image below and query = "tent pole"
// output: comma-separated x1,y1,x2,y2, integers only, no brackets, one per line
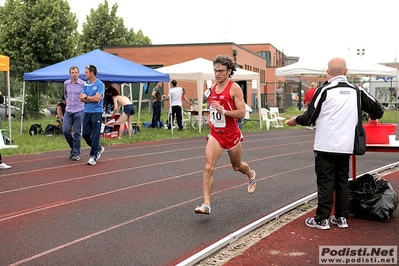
6,70,12,140
138,83,143,124
197,79,204,133
397,70,398,122
129,83,133,102
256,78,261,129
20,82,25,134
168,82,173,134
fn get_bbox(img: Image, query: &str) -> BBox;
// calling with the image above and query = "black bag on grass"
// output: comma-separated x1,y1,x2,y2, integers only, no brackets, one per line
44,124,56,135
29,123,42,136
349,174,398,222
44,124,63,136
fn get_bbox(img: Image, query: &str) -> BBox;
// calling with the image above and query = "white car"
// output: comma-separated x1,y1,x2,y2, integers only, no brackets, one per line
0,103,19,118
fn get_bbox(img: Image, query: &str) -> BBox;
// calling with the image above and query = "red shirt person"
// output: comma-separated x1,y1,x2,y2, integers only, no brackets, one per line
304,82,318,105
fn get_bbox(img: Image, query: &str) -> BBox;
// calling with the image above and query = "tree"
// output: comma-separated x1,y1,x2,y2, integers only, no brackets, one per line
0,0,79,77
80,0,151,53
0,0,79,119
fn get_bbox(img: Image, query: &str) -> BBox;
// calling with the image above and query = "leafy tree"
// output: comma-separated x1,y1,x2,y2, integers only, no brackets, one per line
0,0,79,119
80,0,151,53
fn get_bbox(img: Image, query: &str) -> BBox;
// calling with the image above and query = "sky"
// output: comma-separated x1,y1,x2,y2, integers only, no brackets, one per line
2,0,399,63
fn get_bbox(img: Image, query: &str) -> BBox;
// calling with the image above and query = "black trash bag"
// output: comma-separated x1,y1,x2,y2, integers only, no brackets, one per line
349,174,398,222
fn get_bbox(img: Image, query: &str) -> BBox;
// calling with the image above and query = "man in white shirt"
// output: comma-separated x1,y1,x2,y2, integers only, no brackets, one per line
163,80,193,131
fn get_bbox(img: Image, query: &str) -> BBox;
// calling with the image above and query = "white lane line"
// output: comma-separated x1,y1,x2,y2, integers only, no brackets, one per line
7,164,316,266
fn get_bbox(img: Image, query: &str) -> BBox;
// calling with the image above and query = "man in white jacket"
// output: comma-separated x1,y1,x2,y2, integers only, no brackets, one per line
286,57,384,230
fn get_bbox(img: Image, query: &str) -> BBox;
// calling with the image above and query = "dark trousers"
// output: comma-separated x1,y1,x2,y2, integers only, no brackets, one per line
171,105,183,130
82,112,102,158
314,152,350,222
0,152,2,163
151,101,161,128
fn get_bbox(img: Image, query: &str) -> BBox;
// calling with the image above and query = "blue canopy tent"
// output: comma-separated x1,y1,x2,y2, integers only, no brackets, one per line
21,49,170,132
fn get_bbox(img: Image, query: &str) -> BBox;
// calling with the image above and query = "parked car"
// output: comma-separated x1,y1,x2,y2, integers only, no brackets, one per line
0,103,19,119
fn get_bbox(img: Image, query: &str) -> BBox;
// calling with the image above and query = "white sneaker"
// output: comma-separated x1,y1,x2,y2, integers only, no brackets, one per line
248,170,257,194
0,162,11,169
330,215,348,228
95,146,105,161
87,157,96,166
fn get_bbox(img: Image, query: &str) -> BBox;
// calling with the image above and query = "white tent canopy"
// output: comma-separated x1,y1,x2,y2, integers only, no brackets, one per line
275,59,327,77
156,58,262,132
276,57,398,77
346,58,398,77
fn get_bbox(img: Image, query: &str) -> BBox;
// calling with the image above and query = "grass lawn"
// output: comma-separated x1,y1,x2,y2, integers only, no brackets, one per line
1,107,397,156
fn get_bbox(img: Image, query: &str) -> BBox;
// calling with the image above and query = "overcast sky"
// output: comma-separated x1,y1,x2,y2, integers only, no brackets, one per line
2,0,399,64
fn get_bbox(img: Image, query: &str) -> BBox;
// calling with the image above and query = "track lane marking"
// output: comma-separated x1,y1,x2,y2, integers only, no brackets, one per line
0,201,67,219
7,164,315,266
0,150,312,222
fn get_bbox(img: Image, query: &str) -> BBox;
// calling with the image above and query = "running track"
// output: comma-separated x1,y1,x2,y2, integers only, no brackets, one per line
1,128,398,265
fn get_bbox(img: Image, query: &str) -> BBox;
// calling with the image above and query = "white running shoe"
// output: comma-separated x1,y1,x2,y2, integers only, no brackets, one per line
248,170,257,194
87,157,96,166
0,162,11,169
96,146,105,160
330,215,348,228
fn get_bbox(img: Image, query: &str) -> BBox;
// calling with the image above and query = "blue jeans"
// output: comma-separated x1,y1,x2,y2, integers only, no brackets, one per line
82,112,102,158
63,110,84,156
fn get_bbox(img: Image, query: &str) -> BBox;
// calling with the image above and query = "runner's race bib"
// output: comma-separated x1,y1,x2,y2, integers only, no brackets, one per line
209,107,226,128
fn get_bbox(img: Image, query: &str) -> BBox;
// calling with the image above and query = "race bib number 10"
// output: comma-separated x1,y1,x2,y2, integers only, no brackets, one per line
209,107,226,128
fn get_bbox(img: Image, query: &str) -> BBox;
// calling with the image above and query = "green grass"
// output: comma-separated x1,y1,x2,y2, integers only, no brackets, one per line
1,107,397,156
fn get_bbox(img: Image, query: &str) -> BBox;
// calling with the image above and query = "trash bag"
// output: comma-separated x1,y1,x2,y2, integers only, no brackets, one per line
349,174,398,222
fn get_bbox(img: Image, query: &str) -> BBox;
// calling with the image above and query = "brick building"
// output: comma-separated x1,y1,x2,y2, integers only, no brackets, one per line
103,42,290,110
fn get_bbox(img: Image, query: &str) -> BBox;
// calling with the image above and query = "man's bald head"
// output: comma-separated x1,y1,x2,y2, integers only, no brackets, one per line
327,57,347,77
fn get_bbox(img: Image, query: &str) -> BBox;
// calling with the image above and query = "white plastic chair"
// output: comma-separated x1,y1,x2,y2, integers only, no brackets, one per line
269,107,286,128
182,110,189,129
261,108,278,130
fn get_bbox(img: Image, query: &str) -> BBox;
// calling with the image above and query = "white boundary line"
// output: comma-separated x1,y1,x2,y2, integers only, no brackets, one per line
177,162,399,266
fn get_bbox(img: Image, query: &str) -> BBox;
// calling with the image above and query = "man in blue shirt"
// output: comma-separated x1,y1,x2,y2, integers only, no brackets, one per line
80,65,105,166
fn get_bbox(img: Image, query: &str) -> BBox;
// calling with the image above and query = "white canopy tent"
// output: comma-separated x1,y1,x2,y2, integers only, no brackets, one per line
156,58,262,132
276,57,398,78
275,59,327,77
275,57,398,106
346,58,398,77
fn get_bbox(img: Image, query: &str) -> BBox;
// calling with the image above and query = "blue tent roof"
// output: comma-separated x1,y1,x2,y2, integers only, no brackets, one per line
23,49,169,83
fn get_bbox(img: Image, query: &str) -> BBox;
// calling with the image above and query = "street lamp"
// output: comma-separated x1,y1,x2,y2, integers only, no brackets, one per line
357,48,365,57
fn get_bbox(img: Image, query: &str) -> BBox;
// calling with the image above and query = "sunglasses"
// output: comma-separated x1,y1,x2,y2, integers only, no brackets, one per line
86,65,96,72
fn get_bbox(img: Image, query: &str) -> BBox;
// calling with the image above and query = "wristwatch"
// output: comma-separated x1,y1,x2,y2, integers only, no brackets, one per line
85,96,88,100
221,106,226,115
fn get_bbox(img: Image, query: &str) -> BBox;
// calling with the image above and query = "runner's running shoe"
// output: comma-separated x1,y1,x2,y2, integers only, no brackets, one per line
195,204,211,215
248,170,257,194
